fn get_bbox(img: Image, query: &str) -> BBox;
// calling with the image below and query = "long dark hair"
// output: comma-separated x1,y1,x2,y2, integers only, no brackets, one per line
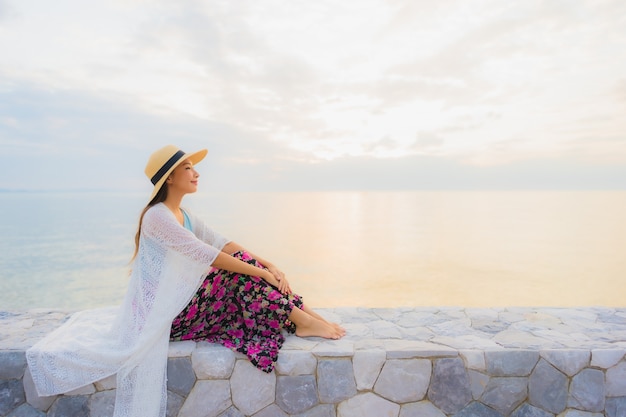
131,183,169,262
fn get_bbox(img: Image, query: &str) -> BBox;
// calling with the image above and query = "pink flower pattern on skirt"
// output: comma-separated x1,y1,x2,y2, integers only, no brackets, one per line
170,251,302,373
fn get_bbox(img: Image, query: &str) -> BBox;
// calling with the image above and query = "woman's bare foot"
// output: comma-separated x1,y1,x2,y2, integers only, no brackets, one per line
301,305,346,337
295,316,344,340
330,322,346,337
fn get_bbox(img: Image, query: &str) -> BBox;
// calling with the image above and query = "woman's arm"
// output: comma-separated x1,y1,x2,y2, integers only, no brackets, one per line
221,241,291,294
211,252,290,293
221,241,267,263
144,207,287,292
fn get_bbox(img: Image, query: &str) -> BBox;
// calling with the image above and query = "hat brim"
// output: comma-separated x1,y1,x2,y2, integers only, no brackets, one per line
149,149,207,201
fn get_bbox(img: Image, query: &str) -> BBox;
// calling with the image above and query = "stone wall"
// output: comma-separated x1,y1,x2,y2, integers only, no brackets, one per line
1,307,626,417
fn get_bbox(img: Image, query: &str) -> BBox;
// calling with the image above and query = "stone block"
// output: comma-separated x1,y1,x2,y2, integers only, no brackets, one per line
374,359,430,403
384,340,457,359
167,357,196,397
493,329,558,349
558,410,603,417
428,357,472,415
65,383,95,396
253,404,288,417
471,319,510,334
217,407,245,417
529,359,568,414
22,367,55,412
465,308,500,321
276,375,318,414
373,307,407,321
329,307,374,323
0,379,25,415
395,310,444,327
281,335,319,351
6,403,45,417
428,318,474,338
168,340,196,357
353,350,385,390
94,374,116,390
179,380,231,417
230,361,275,415
480,377,527,416
590,349,625,369
366,320,403,338
0,351,27,379
485,350,539,376
510,403,553,417
318,359,357,403
606,361,626,396
452,401,504,417
47,395,89,417
432,334,501,350
605,396,626,417
438,308,468,320
459,350,486,371
167,391,184,417
337,393,400,417
292,404,336,417
400,325,435,340
312,339,354,357
275,350,316,376
499,310,525,324
540,349,590,376
468,370,489,400
599,310,626,324
343,323,373,338
88,390,116,417
568,368,605,412
192,344,236,379
400,401,446,417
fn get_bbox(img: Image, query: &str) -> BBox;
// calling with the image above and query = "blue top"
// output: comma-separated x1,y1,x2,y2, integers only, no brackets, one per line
182,209,192,231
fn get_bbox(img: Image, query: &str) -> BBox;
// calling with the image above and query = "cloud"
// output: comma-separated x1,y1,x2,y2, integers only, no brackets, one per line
0,0,14,21
616,78,626,102
0,80,288,190
1,0,625,190
412,132,445,152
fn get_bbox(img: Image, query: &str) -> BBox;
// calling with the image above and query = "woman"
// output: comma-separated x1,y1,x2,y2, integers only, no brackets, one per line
141,145,345,369
27,145,344,417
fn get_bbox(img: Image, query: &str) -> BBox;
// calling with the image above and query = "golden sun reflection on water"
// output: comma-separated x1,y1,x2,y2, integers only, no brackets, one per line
203,191,626,308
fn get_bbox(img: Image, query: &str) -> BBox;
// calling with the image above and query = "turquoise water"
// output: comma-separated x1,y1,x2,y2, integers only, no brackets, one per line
1,191,625,310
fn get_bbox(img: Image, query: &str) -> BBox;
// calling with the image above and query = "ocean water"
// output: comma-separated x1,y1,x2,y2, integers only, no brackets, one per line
1,191,625,310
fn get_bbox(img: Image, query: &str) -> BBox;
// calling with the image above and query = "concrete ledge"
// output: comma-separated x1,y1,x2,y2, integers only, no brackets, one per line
1,307,626,417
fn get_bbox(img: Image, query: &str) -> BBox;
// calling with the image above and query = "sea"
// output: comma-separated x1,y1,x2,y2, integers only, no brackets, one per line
1,190,625,311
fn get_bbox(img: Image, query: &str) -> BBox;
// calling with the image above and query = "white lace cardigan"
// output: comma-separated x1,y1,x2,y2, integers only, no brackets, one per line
26,203,229,417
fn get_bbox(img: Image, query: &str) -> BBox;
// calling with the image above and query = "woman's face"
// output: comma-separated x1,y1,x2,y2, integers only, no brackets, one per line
167,159,199,195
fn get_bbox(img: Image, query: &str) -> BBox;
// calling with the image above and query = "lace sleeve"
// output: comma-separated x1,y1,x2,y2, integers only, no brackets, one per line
185,208,230,251
142,204,221,267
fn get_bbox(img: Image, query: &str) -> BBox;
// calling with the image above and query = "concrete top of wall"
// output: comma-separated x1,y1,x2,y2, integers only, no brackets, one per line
2,306,626,355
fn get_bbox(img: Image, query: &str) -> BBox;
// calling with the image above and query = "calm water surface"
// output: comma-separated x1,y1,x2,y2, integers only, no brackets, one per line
1,191,624,310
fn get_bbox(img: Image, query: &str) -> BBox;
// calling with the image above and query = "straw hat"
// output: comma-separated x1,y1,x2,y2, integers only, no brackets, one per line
145,145,207,201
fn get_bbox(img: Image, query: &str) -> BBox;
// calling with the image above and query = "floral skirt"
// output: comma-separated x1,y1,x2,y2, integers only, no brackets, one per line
170,251,303,372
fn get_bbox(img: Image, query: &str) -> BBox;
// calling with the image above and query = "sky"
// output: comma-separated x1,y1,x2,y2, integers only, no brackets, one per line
1,0,625,191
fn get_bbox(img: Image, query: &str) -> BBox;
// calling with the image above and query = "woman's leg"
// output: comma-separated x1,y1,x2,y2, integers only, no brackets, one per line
288,306,345,339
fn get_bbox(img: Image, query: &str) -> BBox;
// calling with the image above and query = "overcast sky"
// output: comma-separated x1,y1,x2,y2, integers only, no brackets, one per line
1,0,625,191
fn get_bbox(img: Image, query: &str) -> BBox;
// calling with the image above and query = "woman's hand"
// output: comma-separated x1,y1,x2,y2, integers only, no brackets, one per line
265,265,292,295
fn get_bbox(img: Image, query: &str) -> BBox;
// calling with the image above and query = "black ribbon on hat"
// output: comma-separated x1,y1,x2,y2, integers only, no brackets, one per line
151,150,185,185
